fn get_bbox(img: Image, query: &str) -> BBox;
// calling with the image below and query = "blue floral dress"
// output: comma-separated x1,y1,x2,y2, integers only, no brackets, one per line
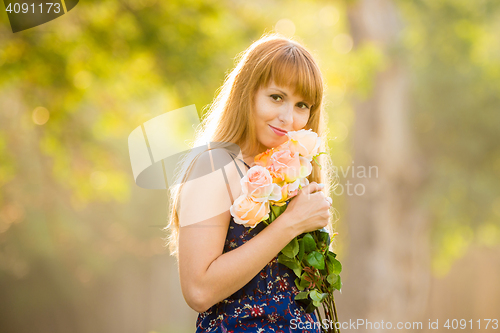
195,160,321,333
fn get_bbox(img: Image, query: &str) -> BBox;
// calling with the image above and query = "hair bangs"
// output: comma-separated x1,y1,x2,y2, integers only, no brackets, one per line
264,46,322,108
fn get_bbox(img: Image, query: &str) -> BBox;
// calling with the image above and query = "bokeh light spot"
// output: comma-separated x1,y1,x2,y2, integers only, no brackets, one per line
90,171,108,190
333,34,353,54
32,106,50,125
319,5,340,27
275,19,296,37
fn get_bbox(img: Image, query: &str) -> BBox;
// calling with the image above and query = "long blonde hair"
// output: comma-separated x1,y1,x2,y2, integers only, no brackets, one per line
165,32,335,260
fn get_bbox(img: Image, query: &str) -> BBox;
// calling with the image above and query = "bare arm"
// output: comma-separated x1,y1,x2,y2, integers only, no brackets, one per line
179,208,297,313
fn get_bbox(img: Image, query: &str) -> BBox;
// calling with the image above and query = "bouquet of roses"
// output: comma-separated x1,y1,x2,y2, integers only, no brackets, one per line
230,129,342,333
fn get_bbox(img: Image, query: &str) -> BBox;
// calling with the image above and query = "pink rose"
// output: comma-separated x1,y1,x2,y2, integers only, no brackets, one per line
285,129,321,161
268,149,312,183
241,166,282,202
230,195,270,228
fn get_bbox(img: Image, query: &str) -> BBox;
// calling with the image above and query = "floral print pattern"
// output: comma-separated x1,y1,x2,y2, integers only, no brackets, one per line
195,216,320,332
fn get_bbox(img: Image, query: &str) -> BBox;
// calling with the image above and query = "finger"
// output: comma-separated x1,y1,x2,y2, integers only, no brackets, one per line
301,182,324,195
326,197,332,206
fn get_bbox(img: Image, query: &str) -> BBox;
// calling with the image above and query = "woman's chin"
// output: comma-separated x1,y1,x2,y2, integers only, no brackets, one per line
273,137,288,147
257,136,287,152
264,142,285,150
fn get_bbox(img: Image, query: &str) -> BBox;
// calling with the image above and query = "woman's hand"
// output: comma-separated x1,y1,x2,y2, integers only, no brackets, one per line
282,182,331,236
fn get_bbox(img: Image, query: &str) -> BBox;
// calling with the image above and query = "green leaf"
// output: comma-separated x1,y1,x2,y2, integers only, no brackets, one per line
277,254,295,268
277,254,302,278
302,233,316,253
312,300,321,308
277,253,292,264
295,291,309,301
268,207,275,223
271,204,281,218
300,274,310,289
281,237,299,258
305,302,317,313
309,289,322,302
331,258,342,275
327,273,338,285
294,278,305,291
298,238,305,262
317,229,330,248
332,274,341,290
306,251,325,270
326,252,341,274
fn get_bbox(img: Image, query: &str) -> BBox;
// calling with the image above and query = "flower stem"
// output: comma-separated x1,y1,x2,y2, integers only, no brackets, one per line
331,295,340,332
315,307,325,333
323,303,332,333
327,295,340,333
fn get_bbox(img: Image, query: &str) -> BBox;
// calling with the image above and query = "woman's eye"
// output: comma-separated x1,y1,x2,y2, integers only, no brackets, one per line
270,94,282,102
298,103,310,109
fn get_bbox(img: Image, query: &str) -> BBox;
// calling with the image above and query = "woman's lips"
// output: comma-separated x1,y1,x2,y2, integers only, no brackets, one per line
269,125,287,136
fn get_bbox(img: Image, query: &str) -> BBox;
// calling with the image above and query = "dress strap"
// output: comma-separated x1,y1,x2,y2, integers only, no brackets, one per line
237,158,252,170
226,152,249,180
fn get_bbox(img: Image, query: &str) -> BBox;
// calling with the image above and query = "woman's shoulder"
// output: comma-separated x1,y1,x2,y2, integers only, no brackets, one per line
184,148,233,180
178,148,246,218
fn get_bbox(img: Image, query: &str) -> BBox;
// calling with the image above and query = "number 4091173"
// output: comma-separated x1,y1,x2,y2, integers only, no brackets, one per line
6,3,61,14
443,319,498,330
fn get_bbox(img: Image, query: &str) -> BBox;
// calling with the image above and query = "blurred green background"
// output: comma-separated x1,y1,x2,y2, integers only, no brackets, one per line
0,0,499,332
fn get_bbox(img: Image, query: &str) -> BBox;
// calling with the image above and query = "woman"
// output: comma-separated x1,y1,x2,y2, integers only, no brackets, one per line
166,33,334,332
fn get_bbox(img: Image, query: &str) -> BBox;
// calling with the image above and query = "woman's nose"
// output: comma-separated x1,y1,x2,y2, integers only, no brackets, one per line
278,103,294,125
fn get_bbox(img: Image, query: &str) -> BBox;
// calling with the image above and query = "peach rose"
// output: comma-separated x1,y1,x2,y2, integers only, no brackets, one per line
273,179,301,206
241,166,282,202
298,157,313,180
230,195,270,228
254,147,278,168
268,149,313,183
285,129,321,161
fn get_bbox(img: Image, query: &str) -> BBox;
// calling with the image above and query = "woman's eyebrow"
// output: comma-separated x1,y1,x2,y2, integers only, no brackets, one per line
270,88,288,96
269,87,312,105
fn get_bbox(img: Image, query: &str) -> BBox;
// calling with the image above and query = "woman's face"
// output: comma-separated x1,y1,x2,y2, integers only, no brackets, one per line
252,80,312,153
